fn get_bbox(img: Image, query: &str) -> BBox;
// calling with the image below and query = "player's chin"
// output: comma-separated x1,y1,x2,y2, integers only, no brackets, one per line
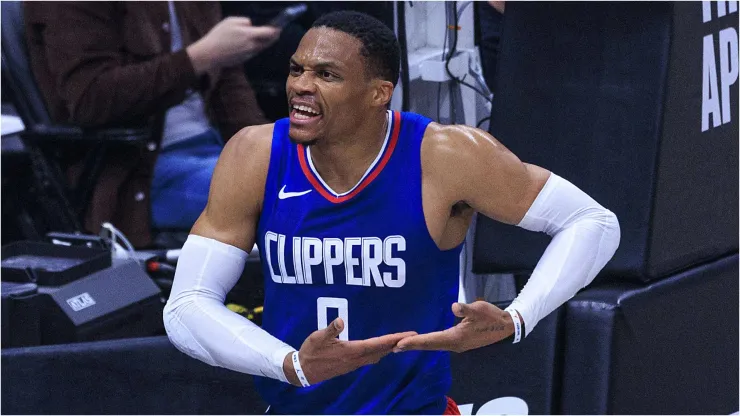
288,118,324,145
287,127,320,146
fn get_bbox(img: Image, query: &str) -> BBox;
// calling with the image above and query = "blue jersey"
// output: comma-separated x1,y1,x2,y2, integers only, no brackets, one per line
255,111,462,414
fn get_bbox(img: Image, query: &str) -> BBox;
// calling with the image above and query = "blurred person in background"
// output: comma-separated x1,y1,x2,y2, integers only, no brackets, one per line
24,2,280,247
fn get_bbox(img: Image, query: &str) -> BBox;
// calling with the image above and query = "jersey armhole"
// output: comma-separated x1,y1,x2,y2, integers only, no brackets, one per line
260,119,290,218
415,117,466,254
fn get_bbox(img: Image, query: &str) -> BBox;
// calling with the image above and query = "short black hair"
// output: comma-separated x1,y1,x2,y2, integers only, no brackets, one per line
312,11,400,87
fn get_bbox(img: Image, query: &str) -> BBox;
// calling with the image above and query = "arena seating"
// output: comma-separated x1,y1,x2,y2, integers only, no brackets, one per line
0,1,175,246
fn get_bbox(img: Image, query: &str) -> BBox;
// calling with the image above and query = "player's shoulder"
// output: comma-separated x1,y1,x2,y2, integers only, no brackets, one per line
209,123,276,212
214,123,276,190
421,122,504,173
222,123,275,165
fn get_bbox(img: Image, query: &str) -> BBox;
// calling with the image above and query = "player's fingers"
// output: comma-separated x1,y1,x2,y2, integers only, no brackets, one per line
452,302,468,318
345,331,418,356
345,332,418,366
455,302,489,318
373,331,419,346
317,317,344,342
362,331,419,351
393,329,461,352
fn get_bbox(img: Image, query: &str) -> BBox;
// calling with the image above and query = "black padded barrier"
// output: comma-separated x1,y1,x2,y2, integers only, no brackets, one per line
5,254,735,415
474,2,739,282
1,336,267,415
560,254,739,414
2,308,564,415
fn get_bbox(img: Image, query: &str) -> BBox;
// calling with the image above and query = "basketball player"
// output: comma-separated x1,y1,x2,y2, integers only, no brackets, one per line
163,11,620,415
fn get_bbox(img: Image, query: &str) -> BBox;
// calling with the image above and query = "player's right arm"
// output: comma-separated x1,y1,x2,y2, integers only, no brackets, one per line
163,124,301,383
190,123,271,251
163,125,415,387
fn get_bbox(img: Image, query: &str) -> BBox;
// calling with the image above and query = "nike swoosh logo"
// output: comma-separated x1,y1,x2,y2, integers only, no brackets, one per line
278,185,312,200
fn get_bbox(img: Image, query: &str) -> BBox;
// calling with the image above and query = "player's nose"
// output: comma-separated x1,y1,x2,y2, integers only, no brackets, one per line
289,71,317,95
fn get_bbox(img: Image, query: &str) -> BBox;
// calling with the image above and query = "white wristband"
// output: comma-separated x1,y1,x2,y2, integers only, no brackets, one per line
292,351,310,387
507,309,523,344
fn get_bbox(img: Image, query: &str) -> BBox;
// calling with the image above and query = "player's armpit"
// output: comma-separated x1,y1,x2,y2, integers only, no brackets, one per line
190,123,274,252
423,123,550,225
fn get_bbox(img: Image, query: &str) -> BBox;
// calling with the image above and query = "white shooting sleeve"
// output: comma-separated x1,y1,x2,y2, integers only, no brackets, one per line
505,173,621,336
163,234,296,382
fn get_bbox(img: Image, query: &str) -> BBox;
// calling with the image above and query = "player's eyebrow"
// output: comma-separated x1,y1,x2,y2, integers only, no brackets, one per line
290,57,345,72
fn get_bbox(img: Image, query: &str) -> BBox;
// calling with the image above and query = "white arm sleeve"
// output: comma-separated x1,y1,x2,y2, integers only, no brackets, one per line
506,173,620,336
163,234,296,382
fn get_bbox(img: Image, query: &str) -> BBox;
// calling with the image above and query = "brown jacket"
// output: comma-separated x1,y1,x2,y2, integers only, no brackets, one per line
24,2,268,247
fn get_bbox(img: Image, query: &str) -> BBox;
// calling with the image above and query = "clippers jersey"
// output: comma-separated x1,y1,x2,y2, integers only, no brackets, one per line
255,111,463,414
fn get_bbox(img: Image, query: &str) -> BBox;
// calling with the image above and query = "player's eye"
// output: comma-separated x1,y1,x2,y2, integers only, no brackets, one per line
289,64,303,76
320,71,338,80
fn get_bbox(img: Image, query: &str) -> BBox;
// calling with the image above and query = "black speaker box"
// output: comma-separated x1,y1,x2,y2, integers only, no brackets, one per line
38,260,164,344
1,281,41,348
474,2,738,282
2,240,111,286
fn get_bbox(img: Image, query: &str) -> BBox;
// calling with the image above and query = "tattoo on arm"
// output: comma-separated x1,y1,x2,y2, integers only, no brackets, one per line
472,324,506,333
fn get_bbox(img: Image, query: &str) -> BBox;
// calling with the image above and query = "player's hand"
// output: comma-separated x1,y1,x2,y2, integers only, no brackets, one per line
393,301,514,353
283,318,417,386
187,17,281,74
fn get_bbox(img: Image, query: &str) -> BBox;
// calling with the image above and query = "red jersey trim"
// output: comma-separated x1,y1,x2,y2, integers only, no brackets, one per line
298,111,401,204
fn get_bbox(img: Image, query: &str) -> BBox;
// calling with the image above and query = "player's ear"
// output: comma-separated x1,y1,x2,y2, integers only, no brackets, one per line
372,80,394,108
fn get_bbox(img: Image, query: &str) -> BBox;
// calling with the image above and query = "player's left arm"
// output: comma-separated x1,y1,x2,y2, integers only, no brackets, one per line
397,124,620,353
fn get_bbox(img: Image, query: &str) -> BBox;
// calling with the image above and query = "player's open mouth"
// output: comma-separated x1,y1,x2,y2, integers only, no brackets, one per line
290,104,322,124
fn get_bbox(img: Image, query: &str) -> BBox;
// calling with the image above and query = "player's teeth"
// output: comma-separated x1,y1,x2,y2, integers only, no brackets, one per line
294,105,319,115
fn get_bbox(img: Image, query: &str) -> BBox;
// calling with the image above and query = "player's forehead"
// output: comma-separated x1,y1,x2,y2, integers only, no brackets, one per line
291,27,364,71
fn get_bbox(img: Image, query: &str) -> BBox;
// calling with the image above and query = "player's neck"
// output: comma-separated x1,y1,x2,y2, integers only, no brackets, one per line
309,111,389,193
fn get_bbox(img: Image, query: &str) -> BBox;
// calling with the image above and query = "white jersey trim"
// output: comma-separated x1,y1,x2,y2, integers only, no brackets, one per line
305,110,393,197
